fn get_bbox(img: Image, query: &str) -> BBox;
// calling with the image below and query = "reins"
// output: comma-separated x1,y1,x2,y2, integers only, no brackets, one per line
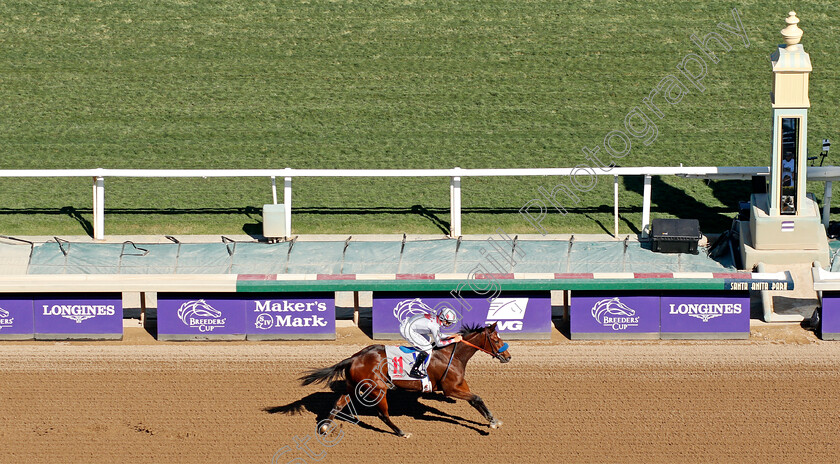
457,330,508,357
440,330,509,383
439,343,457,383
457,338,494,355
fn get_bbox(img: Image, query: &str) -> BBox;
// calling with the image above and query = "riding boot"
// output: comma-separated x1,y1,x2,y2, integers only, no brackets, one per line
407,351,429,378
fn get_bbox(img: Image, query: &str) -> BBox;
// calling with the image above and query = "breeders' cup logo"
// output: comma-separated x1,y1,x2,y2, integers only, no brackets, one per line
0,307,13,329
178,300,226,332
668,302,742,322
485,298,528,331
591,298,639,331
41,303,116,323
393,298,435,324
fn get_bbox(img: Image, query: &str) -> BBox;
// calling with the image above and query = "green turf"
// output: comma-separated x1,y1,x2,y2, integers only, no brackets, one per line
1,1,838,236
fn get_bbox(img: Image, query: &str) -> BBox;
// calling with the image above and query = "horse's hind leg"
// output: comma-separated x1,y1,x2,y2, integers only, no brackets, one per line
374,392,410,438
319,393,352,435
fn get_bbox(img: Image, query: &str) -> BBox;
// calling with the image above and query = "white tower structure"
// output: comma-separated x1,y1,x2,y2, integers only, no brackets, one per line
740,12,829,269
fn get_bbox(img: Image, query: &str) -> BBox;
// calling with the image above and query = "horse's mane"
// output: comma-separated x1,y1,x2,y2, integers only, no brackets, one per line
458,323,488,335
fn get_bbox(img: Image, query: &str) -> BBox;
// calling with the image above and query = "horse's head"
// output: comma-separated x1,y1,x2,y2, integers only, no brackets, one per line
460,323,511,363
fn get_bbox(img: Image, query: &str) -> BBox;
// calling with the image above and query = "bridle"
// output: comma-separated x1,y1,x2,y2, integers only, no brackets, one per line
457,330,509,361
441,328,509,382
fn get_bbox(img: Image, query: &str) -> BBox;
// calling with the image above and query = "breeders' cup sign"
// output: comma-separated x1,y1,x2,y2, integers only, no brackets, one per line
157,295,247,340
591,298,640,331
820,291,840,341
178,300,228,332
570,293,659,339
660,293,749,338
34,294,123,339
246,293,335,340
372,292,551,340
0,298,34,339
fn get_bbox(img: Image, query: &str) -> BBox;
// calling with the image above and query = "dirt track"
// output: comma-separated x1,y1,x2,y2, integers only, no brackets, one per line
1,325,839,463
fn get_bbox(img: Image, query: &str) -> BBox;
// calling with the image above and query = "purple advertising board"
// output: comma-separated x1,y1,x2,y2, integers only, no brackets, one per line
821,291,840,341
34,294,123,340
246,293,335,340
570,292,659,339
372,292,551,340
0,297,34,340
157,294,247,340
660,292,750,339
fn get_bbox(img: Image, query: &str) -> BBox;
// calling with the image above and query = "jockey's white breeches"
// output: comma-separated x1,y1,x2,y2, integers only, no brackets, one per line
399,326,434,354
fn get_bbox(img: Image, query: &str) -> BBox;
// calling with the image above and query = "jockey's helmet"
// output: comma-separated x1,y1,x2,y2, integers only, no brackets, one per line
436,307,457,327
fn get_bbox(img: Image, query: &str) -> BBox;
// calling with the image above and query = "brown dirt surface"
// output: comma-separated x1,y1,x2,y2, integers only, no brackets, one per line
1,326,839,463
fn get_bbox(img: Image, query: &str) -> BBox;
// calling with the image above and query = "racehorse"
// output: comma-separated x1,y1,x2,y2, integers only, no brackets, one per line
299,322,511,437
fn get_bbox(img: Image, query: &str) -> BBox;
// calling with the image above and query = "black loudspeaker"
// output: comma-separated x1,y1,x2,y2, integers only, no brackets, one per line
650,218,701,254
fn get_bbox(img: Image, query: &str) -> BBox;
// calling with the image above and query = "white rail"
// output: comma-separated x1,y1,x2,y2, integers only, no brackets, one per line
2,166,840,240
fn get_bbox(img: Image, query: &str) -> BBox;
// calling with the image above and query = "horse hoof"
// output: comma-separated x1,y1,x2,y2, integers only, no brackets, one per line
489,420,503,429
401,433,412,439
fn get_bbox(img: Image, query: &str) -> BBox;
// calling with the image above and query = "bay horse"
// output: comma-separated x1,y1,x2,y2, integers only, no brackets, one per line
299,322,511,437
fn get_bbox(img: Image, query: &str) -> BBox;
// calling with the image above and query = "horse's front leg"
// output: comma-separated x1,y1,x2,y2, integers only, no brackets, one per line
444,380,502,429
468,394,502,429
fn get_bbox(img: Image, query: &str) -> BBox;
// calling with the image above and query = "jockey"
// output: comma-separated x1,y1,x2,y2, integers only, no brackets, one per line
399,307,462,379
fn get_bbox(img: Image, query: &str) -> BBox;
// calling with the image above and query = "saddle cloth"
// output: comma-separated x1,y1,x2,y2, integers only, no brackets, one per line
384,346,432,392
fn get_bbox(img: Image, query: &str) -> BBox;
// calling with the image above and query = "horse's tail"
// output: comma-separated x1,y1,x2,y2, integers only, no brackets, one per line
299,358,353,386
298,345,381,387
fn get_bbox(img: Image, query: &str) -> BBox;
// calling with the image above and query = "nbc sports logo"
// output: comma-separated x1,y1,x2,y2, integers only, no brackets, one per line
486,298,528,331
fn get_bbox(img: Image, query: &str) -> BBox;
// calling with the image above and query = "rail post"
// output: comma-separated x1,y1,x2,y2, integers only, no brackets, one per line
284,168,292,238
641,174,652,238
823,181,832,229
450,167,462,238
93,176,105,240
614,174,619,238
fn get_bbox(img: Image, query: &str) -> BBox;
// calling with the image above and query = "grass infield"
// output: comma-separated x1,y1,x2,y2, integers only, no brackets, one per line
1,1,838,236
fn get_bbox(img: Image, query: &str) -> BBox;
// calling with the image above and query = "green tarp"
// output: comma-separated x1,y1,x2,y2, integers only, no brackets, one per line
24,238,736,275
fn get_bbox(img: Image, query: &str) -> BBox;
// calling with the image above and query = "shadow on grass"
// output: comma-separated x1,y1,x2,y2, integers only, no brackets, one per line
622,177,746,233
246,204,454,235
58,206,94,237
0,205,461,236
1,196,752,238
